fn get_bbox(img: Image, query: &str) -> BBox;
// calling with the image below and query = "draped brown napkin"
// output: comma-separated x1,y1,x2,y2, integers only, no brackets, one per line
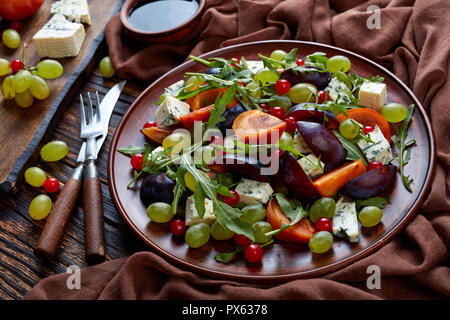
25,0,450,300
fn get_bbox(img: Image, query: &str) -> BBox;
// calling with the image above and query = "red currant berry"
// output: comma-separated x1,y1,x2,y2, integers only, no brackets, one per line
222,190,240,206
43,178,60,193
259,103,270,111
143,121,157,129
284,116,297,133
244,244,263,263
230,58,241,68
10,21,23,32
296,58,305,67
10,59,23,73
274,79,291,95
363,125,375,135
269,106,286,119
368,161,383,171
317,90,328,104
170,219,186,236
233,234,251,247
130,154,144,170
315,217,333,233
210,135,224,146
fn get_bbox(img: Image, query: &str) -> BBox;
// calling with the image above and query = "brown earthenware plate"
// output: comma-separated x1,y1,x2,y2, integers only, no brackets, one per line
108,40,435,283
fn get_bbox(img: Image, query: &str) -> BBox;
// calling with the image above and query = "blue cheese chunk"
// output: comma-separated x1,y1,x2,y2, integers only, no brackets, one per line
358,81,387,112
155,96,190,127
332,197,359,242
293,131,312,154
326,77,352,104
185,196,215,226
298,154,324,179
357,125,392,165
246,60,264,74
51,0,91,25
235,178,273,205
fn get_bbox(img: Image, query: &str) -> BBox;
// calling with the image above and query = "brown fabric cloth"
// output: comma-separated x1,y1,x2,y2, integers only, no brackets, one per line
26,0,450,300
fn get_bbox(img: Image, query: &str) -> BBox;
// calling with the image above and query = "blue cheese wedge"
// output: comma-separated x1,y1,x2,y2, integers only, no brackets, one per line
358,81,387,112
293,131,312,154
332,197,359,242
246,60,264,74
235,178,273,205
155,96,190,127
32,14,85,58
298,154,324,179
357,125,393,165
185,196,215,226
51,0,91,25
326,77,352,104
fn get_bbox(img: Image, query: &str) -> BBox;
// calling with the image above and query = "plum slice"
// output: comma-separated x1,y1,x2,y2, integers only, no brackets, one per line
140,173,187,207
339,164,397,199
286,103,340,129
216,103,246,135
279,67,331,90
208,153,271,182
296,121,346,170
279,151,320,202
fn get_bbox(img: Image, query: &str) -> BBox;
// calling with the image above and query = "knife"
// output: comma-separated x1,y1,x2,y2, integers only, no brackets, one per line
34,80,126,261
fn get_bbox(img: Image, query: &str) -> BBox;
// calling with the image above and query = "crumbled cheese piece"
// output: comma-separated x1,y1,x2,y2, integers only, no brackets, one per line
235,178,273,205
326,77,352,104
293,131,312,154
298,154,324,179
246,60,264,74
358,81,387,112
155,96,190,127
51,0,91,25
357,125,393,165
332,197,359,242
185,196,215,226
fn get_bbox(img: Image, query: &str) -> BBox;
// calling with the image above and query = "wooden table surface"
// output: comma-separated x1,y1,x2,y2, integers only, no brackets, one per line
0,64,149,300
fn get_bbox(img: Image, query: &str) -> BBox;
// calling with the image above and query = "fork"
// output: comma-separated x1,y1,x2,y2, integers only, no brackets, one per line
80,92,106,264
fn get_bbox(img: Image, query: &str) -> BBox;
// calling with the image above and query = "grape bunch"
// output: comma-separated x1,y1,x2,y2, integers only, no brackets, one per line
1,56,64,108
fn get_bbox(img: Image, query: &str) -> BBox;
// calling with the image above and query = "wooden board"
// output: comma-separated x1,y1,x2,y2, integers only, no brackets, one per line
0,0,123,197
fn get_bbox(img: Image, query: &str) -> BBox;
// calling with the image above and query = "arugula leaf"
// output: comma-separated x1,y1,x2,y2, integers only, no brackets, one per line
155,80,187,105
258,54,281,76
175,84,215,101
117,144,153,157
283,48,298,65
172,167,187,214
206,83,238,131
333,130,368,166
304,52,328,69
264,194,308,237
391,104,416,192
356,196,391,210
194,179,206,218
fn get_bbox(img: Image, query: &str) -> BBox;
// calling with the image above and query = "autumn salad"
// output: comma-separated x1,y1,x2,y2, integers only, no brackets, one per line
118,48,415,264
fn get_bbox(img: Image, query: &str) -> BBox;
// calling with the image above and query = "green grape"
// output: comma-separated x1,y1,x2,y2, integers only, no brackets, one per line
185,223,211,248
1,75,15,100
40,140,69,162
268,95,292,110
0,58,10,76
308,231,333,254
24,167,47,187
211,221,234,240
309,197,336,223
332,71,352,90
162,132,191,154
270,49,288,62
29,75,50,100
252,221,273,243
29,194,52,220
15,90,34,108
147,202,174,223
358,206,383,227
245,82,262,99
36,59,64,79
279,131,293,148
11,69,32,93
2,29,21,49
326,55,351,73
339,119,360,140
382,103,407,123
288,83,317,104
99,56,115,78
185,75,205,92
184,171,196,192
254,68,279,86
201,145,216,165
241,203,266,224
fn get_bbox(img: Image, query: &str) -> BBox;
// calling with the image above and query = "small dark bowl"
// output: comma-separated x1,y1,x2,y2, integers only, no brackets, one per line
120,0,205,44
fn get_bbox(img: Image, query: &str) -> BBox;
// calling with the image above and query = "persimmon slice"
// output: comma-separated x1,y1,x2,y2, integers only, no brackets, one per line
141,127,172,144
337,108,392,143
232,110,286,144
186,88,238,110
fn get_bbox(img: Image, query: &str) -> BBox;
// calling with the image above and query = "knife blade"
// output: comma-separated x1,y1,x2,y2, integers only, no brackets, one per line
77,80,126,162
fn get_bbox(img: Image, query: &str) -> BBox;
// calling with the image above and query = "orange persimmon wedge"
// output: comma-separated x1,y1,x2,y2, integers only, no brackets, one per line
180,103,236,129
232,110,286,144
337,108,392,143
186,88,239,110
266,197,316,243
313,159,367,197
141,127,172,144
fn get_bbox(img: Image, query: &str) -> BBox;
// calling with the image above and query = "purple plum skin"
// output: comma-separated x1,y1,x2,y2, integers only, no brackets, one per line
279,151,320,202
296,121,347,170
286,103,340,129
339,164,397,199
279,67,332,90
208,153,271,182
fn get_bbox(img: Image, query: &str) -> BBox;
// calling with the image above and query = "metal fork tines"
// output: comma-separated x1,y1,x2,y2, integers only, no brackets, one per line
80,92,103,160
